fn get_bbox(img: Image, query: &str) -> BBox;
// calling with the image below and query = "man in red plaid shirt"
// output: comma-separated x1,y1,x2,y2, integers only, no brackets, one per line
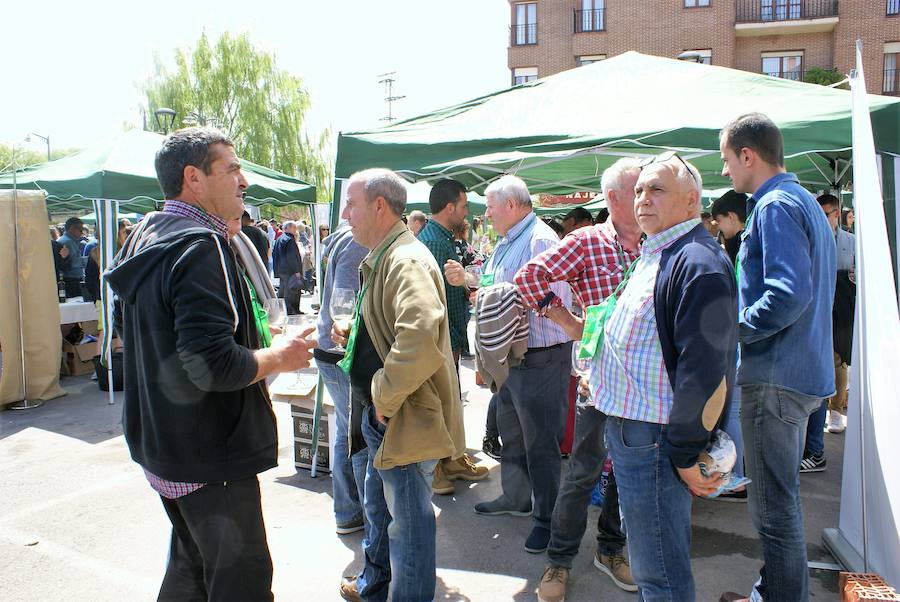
514,157,643,601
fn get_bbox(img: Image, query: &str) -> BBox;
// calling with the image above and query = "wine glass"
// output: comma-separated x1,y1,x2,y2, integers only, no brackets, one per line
330,288,357,352
285,314,316,386
465,264,483,289
264,298,287,334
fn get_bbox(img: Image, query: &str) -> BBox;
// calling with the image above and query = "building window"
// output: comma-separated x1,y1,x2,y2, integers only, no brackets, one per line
513,2,537,45
885,44,900,95
578,54,607,66
575,0,605,33
762,52,803,81
685,0,710,7
889,0,900,16
513,67,538,86
760,0,802,21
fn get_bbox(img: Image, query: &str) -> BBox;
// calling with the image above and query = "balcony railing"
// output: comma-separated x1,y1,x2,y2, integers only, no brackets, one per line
511,23,537,46
765,69,803,81
574,9,606,32
736,0,838,23
884,69,900,95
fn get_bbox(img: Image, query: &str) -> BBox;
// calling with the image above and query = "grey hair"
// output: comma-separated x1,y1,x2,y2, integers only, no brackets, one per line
407,210,428,224
349,168,408,216
601,157,643,197
674,159,703,198
282,220,297,231
484,175,532,207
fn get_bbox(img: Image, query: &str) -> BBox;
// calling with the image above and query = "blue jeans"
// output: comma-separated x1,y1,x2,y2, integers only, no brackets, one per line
548,404,625,568
497,343,571,529
606,417,694,601
723,386,746,479
356,405,438,602
742,384,822,602
803,399,828,457
317,360,368,526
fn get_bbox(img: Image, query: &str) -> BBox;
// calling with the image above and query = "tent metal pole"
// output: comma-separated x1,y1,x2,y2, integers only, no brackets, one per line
8,146,43,410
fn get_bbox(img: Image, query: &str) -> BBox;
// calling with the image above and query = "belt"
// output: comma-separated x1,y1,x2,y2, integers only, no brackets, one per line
526,342,568,355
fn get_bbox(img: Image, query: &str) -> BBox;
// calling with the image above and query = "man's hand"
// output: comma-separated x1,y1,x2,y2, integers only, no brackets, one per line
58,245,70,259
444,259,466,287
544,306,584,342
272,326,317,372
676,463,724,497
331,321,350,347
577,376,590,399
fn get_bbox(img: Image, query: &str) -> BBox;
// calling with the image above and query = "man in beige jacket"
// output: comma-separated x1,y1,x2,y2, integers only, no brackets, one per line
334,168,465,602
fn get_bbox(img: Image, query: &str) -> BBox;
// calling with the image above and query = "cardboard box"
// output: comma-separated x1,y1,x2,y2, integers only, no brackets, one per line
293,414,330,445
61,339,98,376
294,439,331,474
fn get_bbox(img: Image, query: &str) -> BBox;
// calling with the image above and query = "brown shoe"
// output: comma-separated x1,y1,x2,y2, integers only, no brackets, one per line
719,593,750,602
537,565,569,602
443,454,489,481
432,462,455,495
594,551,638,592
339,576,362,602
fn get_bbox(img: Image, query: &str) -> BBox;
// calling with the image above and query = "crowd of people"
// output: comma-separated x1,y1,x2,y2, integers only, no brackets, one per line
94,114,854,602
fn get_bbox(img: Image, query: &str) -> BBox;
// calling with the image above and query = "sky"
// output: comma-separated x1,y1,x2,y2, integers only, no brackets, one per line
3,0,511,156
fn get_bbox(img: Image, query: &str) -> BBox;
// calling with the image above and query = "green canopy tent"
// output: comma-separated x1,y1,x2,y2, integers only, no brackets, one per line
0,129,317,406
333,51,900,259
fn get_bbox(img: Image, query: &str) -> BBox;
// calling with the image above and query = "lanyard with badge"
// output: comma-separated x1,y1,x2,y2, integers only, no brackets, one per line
577,239,638,360
480,215,535,287
337,232,405,376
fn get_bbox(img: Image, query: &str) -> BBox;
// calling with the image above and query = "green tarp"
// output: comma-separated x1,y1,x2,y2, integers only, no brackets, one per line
335,51,900,195
0,129,316,213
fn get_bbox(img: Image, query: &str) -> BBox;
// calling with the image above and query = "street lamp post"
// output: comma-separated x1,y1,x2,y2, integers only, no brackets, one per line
26,132,50,161
154,108,177,134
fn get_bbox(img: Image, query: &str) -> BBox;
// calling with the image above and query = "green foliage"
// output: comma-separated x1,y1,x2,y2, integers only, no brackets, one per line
0,144,79,172
142,32,333,203
803,67,845,87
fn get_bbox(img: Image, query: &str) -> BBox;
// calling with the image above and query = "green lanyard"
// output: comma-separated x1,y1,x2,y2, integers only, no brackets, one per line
337,231,405,375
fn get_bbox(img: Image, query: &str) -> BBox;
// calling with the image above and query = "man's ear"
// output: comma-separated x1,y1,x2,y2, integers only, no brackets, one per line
740,147,755,168
183,165,202,195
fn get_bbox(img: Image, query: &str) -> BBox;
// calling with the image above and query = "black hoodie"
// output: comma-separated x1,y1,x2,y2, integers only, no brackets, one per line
105,212,276,483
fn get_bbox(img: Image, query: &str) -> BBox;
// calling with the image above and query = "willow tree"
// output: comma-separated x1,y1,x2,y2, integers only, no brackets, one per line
142,32,332,203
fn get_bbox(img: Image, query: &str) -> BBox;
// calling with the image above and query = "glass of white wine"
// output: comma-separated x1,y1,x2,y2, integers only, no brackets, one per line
330,288,357,352
285,314,316,386
264,298,287,334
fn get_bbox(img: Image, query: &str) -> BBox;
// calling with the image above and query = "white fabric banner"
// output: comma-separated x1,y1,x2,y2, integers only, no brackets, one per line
830,41,900,587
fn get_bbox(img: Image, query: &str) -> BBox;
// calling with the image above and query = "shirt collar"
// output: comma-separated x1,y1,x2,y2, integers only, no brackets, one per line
163,200,229,239
642,218,702,255
751,172,798,203
500,211,536,244
423,219,454,241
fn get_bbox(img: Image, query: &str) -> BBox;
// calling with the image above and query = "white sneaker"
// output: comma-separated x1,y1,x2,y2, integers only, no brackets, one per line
828,410,846,433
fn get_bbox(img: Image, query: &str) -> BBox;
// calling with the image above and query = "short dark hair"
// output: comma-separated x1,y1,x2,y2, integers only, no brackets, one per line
595,208,609,224
562,207,593,224
710,190,748,222
701,212,712,220
720,112,784,168
544,218,564,237
817,193,839,209
429,179,467,214
155,127,234,199
64,217,83,231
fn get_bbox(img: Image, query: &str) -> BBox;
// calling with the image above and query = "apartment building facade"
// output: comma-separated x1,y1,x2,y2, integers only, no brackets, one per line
508,0,900,95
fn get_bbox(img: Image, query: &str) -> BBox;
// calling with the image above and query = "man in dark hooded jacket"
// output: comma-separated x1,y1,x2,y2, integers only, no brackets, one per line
106,127,316,601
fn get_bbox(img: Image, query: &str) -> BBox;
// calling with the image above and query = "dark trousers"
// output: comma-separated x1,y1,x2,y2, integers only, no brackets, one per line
547,404,625,568
64,277,82,298
276,273,301,315
158,476,273,602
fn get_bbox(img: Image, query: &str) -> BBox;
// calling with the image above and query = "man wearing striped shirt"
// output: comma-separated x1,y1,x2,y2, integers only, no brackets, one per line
591,153,737,600
515,158,642,599
448,175,573,555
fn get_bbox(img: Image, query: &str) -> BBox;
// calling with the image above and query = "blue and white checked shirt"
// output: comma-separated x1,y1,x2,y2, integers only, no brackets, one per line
591,218,702,424
485,212,571,348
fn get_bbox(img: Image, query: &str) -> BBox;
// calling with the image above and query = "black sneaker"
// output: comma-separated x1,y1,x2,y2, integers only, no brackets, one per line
482,435,502,461
336,517,364,535
800,452,826,473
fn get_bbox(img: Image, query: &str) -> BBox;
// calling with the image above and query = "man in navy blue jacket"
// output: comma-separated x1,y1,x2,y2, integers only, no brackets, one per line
591,153,738,600
718,113,836,602
272,220,303,314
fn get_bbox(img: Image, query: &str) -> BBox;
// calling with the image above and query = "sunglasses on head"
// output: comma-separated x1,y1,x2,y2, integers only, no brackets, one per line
640,151,700,186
